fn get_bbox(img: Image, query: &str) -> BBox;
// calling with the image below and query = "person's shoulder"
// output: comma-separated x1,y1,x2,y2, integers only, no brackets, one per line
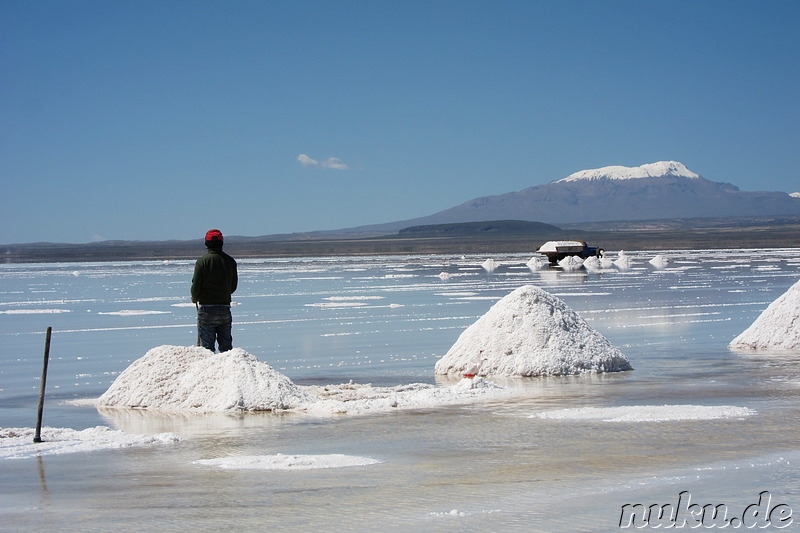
196,250,215,263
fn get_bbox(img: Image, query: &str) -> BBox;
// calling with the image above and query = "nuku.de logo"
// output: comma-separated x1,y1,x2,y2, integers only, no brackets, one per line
619,491,793,529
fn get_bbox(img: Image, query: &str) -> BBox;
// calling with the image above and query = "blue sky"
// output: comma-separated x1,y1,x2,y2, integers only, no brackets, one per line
2,0,798,244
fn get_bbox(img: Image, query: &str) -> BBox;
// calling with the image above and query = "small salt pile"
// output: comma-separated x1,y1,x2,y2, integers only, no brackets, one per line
583,256,602,270
558,255,584,270
434,285,632,376
98,346,313,412
649,255,669,268
600,256,615,269
481,258,499,273
615,250,633,270
526,256,546,271
729,278,800,351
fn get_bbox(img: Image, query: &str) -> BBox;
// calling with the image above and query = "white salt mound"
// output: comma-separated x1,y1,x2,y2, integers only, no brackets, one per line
482,258,498,272
434,285,632,376
583,256,601,270
649,255,669,268
615,256,633,270
526,256,546,271
558,255,584,270
98,346,314,411
729,278,800,351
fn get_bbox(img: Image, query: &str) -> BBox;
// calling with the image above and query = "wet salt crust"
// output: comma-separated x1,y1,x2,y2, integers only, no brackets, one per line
534,405,756,422
434,285,632,376
0,426,180,460
729,277,800,351
0,426,377,469
194,453,381,470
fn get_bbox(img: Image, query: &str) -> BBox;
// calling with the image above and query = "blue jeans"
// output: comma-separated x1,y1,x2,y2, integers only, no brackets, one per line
197,305,233,352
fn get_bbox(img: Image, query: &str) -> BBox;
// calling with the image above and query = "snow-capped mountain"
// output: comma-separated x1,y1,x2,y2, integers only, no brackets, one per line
351,161,800,233
556,161,700,182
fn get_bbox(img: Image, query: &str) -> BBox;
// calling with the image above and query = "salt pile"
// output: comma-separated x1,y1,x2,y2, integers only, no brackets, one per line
434,285,632,376
98,346,314,411
481,258,499,272
558,255,584,270
526,256,546,271
614,250,633,270
599,256,615,269
729,278,800,351
649,254,669,268
583,256,602,270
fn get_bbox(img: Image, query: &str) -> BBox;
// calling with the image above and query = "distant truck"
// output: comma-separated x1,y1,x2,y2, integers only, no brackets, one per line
536,240,604,264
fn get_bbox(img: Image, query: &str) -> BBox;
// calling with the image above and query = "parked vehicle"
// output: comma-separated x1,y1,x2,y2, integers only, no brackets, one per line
536,240,604,264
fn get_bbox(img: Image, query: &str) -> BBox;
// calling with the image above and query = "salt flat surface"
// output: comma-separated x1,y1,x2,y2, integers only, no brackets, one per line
0,309,72,314
0,426,180,460
534,404,757,422
194,453,381,470
1,250,799,532
301,375,508,415
97,310,170,316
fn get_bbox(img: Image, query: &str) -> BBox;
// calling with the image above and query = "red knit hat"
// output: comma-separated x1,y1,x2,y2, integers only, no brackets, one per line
205,229,223,242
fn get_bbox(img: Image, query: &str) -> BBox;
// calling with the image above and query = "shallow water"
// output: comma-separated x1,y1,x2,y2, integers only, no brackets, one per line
1,250,800,531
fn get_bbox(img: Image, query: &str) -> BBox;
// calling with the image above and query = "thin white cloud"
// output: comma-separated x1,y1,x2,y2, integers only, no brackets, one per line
297,153,350,170
297,154,317,167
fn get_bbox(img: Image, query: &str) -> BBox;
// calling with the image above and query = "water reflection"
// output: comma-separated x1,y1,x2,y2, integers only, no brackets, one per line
97,406,295,437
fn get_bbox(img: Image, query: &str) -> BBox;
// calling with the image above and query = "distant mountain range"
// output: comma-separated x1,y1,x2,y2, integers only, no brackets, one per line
4,161,799,262
347,161,800,234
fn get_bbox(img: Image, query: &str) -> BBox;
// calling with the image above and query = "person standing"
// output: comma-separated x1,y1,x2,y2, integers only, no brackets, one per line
191,229,238,352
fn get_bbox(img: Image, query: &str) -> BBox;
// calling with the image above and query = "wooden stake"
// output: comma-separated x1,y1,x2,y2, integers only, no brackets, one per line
33,327,52,443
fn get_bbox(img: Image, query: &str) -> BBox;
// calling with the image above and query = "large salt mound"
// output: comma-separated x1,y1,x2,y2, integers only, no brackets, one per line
98,346,314,411
434,285,632,376
729,278,800,351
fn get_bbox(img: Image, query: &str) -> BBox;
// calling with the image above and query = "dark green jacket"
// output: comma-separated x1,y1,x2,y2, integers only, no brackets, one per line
191,248,238,305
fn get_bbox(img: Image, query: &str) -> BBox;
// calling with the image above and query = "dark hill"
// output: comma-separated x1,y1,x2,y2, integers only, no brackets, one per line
398,220,564,237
